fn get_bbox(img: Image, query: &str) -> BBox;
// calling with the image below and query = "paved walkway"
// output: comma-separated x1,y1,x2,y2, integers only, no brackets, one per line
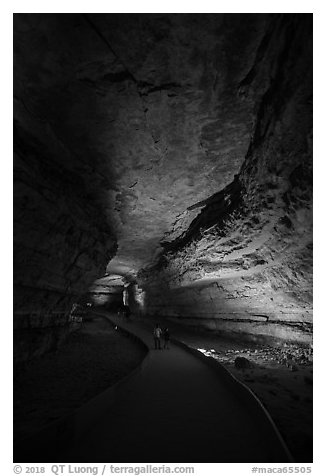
15,312,292,463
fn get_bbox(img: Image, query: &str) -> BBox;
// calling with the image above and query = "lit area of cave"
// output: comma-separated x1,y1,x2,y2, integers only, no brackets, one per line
89,274,125,307
13,12,312,464
133,284,146,310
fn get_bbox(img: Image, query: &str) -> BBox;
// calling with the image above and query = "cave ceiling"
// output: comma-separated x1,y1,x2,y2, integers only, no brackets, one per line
14,13,269,281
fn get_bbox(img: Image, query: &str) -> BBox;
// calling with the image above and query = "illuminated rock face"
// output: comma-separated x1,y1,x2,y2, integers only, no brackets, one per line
89,276,124,308
138,15,312,344
14,13,312,356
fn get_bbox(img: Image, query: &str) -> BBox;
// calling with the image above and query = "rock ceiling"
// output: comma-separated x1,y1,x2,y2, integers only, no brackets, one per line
14,13,268,280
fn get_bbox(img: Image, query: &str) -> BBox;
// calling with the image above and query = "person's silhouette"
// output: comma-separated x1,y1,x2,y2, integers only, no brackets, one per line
163,328,170,349
153,324,162,349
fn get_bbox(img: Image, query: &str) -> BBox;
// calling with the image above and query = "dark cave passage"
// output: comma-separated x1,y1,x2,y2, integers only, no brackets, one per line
13,13,312,463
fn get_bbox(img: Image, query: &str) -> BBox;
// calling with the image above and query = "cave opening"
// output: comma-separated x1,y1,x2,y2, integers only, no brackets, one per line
13,12,312,464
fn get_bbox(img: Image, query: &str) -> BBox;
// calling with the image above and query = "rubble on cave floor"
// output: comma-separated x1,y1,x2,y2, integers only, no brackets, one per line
197,342,313,369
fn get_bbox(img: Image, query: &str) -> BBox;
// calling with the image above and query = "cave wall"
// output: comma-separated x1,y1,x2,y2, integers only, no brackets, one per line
13,13,271,359
14,114,117,361
13,16,118,361
14,13,312,355
89,282,124,308
138,14,312,344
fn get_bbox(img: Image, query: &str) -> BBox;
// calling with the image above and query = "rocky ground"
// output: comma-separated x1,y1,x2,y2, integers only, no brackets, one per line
198,344,313,463
137,314,313,463
13,315,147,443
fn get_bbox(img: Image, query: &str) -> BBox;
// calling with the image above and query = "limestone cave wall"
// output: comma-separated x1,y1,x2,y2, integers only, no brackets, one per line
14,14,312,356
138,14,312,344
13,15,118,360
14,119,117,361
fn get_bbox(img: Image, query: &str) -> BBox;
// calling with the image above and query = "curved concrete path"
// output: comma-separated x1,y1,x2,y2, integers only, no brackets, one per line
15,312,292,463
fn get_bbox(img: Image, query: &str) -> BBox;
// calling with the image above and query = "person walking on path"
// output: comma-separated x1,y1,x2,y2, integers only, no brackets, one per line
163,328,170,349
153,324,162,350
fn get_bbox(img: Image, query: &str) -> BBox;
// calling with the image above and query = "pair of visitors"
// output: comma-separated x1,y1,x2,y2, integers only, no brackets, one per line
153,324,170,350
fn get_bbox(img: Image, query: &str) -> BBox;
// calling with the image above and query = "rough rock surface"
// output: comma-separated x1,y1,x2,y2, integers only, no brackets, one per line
234,356,252,369
14,14,119,359
14,121,117,359
138,15,312,343
14,14,312,356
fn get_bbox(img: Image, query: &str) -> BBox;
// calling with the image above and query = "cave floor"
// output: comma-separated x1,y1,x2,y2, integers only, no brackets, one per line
41,310,292,463
13,316,146,444
14,311,311,463
135,314,313,463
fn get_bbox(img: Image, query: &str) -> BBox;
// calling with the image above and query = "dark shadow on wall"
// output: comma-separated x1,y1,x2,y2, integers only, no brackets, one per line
14,13,122,360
